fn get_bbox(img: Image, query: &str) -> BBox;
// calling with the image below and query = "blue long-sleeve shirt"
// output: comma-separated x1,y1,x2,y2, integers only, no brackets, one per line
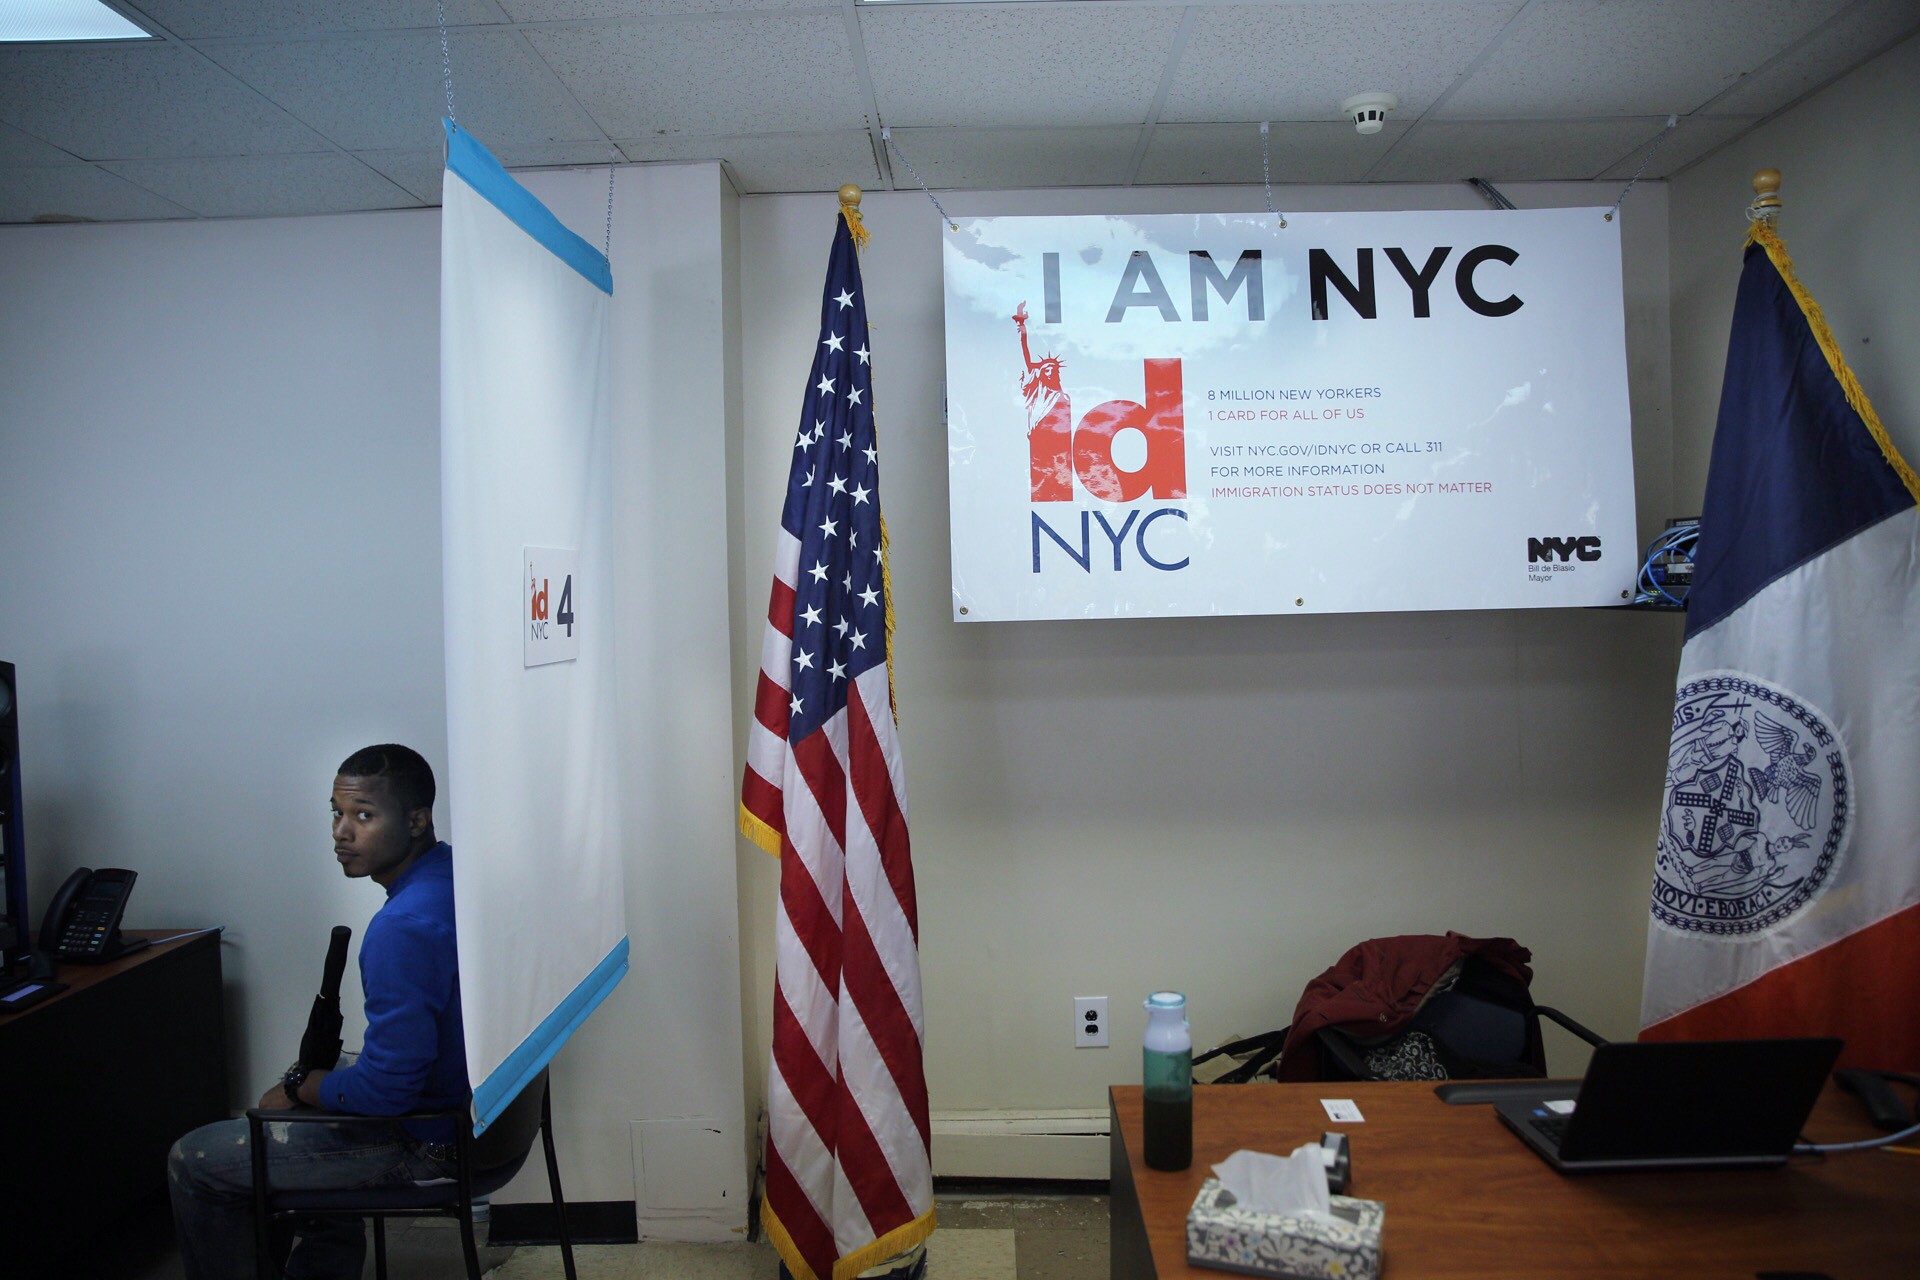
319,842,468,1141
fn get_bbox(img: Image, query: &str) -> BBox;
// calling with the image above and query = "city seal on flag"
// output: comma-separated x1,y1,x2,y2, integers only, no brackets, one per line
1653,671,1850,937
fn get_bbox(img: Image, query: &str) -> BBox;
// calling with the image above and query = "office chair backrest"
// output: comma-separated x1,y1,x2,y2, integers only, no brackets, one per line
472,1068,549,1173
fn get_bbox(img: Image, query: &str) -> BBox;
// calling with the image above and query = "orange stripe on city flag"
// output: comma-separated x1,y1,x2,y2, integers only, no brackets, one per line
1643,900,1920,1072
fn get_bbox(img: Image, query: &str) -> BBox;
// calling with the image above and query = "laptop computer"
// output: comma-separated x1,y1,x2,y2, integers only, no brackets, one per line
1495,1037,1841,1172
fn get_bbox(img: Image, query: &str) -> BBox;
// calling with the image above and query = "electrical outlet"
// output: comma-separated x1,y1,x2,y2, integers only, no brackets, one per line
1074,996,1109,1048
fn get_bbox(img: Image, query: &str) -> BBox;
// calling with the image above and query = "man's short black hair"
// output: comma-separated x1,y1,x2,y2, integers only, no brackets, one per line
337,744,436,815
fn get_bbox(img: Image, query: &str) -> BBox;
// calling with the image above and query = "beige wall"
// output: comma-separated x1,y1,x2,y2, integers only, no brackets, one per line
1669,32,1920,502
732,179,1684,1142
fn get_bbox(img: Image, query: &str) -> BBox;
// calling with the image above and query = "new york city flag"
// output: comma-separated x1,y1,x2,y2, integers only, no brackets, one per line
1640,220,1920,1071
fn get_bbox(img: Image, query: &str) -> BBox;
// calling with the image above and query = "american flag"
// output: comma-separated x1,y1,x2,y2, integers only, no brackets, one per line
741,209,934,1280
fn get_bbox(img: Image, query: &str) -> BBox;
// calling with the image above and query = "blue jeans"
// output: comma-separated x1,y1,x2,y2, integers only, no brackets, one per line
167,1116,454,1280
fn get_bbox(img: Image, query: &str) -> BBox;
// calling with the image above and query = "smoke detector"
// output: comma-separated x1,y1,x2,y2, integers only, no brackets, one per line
1341,91,1399,135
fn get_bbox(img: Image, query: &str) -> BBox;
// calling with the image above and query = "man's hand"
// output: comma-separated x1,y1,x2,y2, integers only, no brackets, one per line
257,1068,331,1110
296,1069,330,1107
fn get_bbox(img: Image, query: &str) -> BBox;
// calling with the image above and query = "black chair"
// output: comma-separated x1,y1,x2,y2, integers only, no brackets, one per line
1314,954,1606,1082
246,1068,577,1280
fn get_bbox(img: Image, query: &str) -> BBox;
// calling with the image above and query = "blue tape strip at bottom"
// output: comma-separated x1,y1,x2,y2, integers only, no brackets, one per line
471,935,630,1134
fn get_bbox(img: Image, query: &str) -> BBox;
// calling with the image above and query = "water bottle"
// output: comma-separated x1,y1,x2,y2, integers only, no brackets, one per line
1142,990,1193,1171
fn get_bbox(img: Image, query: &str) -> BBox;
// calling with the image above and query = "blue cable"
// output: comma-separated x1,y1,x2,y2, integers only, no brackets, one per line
1634,523,1698,607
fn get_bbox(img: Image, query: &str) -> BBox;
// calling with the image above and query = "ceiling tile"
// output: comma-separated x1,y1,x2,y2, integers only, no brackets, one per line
1371,118,1676,182
617,130,879,192
1439,0,1852,118
861,5,1184,128
358,139,624,202
501,1,825,16
0,165,193,223
1161,2,1524,123
0,42,329,160
202,28,601,151
100,153,422,217
1705,0,1920,117
1138,121,1406,185
130,1,510,39
879,126,1138,189
526,14,868,136
1597,114,1757,180
0,121,83,166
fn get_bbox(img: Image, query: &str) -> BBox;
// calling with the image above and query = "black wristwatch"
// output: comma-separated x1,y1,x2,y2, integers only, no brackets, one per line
281,1064,312,1108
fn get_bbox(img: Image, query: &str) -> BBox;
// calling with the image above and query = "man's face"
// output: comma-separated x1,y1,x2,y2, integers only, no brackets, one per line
330,774,422,883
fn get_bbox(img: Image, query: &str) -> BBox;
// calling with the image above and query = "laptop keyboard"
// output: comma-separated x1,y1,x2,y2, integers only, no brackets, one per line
1530,1114,1573,1147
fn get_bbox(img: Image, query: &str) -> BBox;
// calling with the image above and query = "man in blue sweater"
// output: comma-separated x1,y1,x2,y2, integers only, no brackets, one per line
168,744,468,1280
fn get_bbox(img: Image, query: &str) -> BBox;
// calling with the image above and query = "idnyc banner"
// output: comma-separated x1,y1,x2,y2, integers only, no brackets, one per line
943,209,1638,620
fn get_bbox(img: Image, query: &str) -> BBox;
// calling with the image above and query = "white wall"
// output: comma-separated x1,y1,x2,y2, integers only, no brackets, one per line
0,160,749,1233
1668,31,1920,500
732,180,1683,1142
0,207,446,1094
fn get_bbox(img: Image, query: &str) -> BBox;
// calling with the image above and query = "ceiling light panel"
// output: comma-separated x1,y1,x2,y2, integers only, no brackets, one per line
0,0,151,43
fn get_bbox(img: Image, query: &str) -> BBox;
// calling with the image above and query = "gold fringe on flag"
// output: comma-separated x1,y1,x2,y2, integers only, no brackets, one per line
1746,219,1920,504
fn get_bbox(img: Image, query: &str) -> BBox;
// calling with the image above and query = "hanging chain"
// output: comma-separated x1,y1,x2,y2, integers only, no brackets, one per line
881,127,957,232
604,149,617,265
437,0,457,130
1259,122,1287,229
1606,115,1678,221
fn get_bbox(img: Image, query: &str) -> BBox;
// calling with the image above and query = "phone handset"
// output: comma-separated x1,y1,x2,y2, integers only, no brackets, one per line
38,867,149,964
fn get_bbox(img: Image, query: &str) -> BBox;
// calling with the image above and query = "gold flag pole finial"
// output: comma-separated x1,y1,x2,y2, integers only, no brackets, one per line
839,182,870,250
1748,168,1782,224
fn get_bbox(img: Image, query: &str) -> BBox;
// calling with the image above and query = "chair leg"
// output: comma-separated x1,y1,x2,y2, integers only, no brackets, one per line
458,1206,484,1280
541,1086,578,1280
373,1216,388,1280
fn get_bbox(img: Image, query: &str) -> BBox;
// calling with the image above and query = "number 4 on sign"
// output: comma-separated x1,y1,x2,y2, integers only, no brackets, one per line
524,548,581,667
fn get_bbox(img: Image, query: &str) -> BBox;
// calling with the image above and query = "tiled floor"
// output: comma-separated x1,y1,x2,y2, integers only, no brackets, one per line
87,1182,1108,1280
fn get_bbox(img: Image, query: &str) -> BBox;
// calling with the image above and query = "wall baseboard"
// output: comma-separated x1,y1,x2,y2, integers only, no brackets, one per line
489,1200,638,1245
930,1108,1109,1181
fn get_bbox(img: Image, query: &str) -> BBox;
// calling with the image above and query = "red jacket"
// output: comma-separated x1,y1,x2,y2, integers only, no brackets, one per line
1271,932,1537,1081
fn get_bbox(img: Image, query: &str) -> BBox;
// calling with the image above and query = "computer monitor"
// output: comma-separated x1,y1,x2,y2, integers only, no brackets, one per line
1,660,29,972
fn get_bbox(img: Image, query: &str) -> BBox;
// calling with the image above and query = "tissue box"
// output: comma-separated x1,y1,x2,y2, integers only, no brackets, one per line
1184,1178,1384,1280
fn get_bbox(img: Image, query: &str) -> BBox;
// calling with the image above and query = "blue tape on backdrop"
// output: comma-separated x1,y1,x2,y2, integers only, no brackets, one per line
471,935,629,1133
443,118,613,297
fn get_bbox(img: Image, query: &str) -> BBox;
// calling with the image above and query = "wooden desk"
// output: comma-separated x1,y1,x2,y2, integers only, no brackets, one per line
1110,1082,1918,1279
0,929,226,1253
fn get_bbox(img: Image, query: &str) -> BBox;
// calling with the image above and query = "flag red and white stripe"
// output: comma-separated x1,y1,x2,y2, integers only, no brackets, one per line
741,209,933,1280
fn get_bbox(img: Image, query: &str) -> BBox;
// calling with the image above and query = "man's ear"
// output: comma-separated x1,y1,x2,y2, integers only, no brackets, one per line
407,806,433,839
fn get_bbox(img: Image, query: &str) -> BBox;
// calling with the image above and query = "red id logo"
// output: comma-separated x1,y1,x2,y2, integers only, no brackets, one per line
1015,303,1186,503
